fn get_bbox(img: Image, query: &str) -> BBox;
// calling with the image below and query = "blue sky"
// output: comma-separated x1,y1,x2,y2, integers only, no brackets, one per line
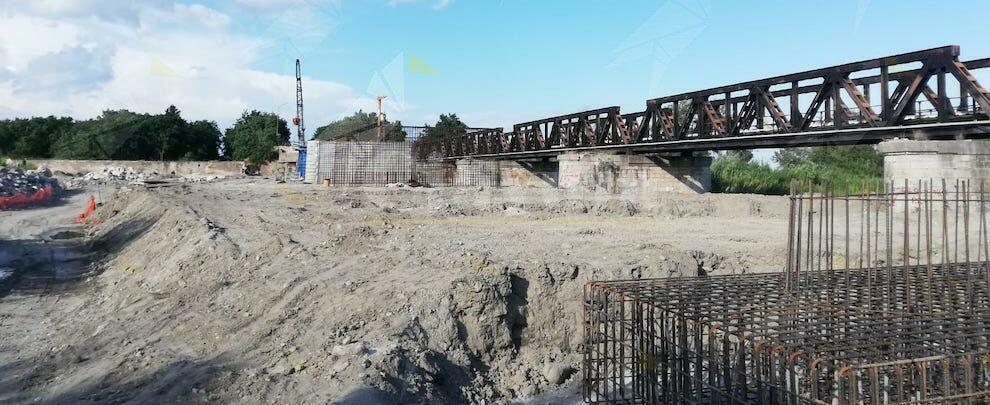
224,0,990,128
3,0,990,161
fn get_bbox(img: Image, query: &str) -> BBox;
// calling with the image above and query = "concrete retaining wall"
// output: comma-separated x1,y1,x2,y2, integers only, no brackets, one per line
26,159,247,177
557,152,711,194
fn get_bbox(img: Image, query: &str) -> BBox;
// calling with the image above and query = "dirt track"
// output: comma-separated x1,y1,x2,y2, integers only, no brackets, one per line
0,179,790,404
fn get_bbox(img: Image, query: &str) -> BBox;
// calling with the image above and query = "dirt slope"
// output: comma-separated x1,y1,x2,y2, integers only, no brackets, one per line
0,179,789,404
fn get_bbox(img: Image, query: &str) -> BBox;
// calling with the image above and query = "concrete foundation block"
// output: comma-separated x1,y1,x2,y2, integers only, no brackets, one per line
556,152,710,194
879,140,990,189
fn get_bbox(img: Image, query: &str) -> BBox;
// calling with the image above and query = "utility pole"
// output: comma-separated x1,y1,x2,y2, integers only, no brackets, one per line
376,95,387,142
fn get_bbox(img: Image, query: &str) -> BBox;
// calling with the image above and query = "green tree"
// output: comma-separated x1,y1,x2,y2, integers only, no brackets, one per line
182,120,222,160
721,149,753,162
0,116,74,158
55,110,157,160
313,110,406,142
423,113,467,140
223,110,290,164
156,105,187,160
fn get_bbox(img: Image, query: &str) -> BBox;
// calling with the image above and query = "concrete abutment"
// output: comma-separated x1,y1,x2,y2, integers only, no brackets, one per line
557,152,711,194
879,139,990,187
470,151,712,194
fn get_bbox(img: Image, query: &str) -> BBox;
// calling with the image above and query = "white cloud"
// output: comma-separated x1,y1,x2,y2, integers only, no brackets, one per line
0,1,366,133
234,0,339,10
387,0,453,10
11,0,170,26
173,4,231,29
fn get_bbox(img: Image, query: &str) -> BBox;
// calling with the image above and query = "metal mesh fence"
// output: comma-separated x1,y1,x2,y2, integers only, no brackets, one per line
305,141,500,187
584,179,990,404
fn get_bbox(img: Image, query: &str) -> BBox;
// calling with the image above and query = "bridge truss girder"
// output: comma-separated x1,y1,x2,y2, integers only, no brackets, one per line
417,46,990,160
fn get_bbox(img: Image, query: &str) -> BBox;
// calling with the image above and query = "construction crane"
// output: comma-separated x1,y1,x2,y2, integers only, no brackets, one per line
293,59,307,178
376,95,387,142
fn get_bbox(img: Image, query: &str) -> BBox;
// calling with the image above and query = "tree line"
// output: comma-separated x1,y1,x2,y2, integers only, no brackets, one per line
1,107,468,164
311,111,468,143
0,106,289,164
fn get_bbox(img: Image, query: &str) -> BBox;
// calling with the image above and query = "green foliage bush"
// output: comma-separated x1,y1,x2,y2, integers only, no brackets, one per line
313,110,405,142
423,113,467,140
712,146,884,195
222,110,290,164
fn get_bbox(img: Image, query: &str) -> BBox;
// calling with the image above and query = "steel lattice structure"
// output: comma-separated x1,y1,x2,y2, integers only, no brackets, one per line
418,46,990,160
584,180,990,404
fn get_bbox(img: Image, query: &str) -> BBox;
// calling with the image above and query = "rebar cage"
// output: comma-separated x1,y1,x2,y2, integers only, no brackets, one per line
584,179,990,404
307,141,500,187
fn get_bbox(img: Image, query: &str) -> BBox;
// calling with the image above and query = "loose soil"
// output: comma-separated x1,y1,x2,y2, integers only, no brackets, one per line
0,179,789,404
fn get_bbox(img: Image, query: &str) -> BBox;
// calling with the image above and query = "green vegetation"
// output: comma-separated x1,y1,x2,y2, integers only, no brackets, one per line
408,113,469,159
0,116,73,159
423,113,467,141
711,145,884,195
222,110,291,164
313,110,405,142
0,106,222,161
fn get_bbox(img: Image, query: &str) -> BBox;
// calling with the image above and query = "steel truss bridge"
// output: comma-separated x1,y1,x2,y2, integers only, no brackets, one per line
419,46,990,160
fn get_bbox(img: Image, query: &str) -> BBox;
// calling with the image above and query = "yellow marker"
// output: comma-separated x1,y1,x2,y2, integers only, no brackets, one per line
407,53,438,75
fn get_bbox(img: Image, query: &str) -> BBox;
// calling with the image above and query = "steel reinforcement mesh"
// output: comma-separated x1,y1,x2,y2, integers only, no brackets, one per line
309,141,500,187
584,180,990,404
412,160,501,187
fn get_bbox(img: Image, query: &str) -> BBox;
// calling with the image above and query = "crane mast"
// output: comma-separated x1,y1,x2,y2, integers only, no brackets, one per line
293,59,307,179
294,59,305,146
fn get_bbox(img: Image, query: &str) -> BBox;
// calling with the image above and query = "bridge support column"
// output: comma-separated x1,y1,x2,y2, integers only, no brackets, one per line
879,140,990,187
557,152,711,194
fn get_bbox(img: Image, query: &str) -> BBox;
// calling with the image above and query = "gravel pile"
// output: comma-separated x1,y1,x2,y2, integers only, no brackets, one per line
0,166,58,197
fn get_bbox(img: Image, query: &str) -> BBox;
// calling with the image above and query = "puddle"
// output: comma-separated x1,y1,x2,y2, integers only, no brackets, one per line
0,228,96,295
48,230,85,240
42,227,86,241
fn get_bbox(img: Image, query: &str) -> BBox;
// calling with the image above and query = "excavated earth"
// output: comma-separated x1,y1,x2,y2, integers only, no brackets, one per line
0,178,790,404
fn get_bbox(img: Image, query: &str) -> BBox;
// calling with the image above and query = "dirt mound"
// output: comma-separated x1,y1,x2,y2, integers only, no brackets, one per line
0,180,790,403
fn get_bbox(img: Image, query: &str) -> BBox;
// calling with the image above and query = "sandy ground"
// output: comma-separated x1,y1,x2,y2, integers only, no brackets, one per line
0,179,790,404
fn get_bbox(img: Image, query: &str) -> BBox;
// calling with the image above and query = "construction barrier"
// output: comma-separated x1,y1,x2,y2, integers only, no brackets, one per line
75,195,100,225
0,184,58,210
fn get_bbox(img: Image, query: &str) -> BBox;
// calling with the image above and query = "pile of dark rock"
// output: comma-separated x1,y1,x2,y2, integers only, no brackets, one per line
0,166,58,197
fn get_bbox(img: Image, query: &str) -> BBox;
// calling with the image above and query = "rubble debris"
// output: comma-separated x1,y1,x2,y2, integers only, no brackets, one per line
81,166,150,184
0,166,58,197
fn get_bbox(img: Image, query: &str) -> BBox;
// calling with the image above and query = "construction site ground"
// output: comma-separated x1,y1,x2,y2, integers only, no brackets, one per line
0,178,789,404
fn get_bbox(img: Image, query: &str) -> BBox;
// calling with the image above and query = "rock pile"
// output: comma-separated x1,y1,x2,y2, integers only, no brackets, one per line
0,166,58,197
81,166,150,183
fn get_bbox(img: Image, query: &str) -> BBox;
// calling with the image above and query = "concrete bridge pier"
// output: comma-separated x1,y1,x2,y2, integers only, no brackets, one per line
555,152,711,194
879,139,990,188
